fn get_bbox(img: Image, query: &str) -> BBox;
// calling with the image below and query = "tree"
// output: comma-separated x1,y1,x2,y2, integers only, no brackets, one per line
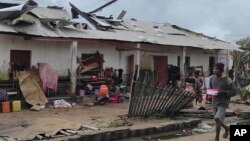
233,37,250,87
236,37,250,49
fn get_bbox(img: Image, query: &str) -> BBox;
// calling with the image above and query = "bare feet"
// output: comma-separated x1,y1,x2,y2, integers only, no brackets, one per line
223,130,229,138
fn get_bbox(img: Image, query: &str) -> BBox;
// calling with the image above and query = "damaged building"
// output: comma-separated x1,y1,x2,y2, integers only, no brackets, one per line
0,1,241,100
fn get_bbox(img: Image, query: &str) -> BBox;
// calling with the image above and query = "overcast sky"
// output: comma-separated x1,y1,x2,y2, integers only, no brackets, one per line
4,0,250,43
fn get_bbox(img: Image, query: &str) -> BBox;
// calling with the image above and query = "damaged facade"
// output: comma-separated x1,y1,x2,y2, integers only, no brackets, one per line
0,1,240,97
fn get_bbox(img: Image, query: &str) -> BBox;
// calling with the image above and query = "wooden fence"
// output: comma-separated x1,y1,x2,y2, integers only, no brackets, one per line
128,76,196,118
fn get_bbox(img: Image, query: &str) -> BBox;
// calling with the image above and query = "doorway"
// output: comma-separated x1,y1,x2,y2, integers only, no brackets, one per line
154,56,168,85
209,56,216,76
10,50,31,71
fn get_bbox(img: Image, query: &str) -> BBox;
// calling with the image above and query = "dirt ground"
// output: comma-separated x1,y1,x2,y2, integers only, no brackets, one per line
0,95,249,140
119,95,250,141
0,100,177,140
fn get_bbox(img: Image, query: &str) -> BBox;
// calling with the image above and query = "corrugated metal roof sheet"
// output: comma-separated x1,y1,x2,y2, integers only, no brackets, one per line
30,7,71,19
0,7,241,51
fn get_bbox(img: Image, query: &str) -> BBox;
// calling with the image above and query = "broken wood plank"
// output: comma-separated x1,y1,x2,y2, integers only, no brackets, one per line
81,125,99,131
59,130,71,136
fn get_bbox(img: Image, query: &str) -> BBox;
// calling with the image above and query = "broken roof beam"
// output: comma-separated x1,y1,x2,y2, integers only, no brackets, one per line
0,4,36,22
117,10,126,20
69,2,100,30
88,0,117,14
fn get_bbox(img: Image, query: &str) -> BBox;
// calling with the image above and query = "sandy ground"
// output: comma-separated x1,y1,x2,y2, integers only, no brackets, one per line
0,95,249,140
0,100,176,140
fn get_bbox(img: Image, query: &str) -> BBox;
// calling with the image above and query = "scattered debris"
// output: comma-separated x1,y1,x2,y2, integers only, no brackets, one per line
81,125,99,131
65,129,78,134
11,18,35,26
0,136,17,141
153,25,159,29
36,134,43,140
238,111,250,119
128,76,196,118
192,123,214,133
69,1,121,31
71,103,76,107
53,99,72,108
177,129,192,136
30,105,45,111
180,108,236,118
47,6,64,10
59,130,71,136
108,115,133,127
0,3,36,22
117,10,127,20
109,119,125,127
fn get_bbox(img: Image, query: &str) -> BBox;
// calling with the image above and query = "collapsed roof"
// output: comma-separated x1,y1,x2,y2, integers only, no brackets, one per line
0,1,241,51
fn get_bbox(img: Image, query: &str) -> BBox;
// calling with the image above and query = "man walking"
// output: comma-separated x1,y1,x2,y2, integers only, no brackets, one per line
210,63,237,141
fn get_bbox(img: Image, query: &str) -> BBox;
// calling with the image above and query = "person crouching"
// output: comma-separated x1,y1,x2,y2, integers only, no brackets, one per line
95,85,109,105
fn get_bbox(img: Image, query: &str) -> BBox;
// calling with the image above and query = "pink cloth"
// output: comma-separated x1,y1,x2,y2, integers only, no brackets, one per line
185,83,194,93
38,63,58,92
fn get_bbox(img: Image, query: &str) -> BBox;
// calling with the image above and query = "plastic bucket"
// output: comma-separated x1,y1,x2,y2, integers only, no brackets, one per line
12,100,21,112
2,101,10,113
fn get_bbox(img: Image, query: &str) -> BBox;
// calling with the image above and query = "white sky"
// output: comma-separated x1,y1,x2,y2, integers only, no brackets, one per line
2,0,250,43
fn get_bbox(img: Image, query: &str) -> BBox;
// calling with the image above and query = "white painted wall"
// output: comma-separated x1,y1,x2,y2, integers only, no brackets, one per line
0,35,71,76
0,35,135,77
187,48,216,76
0,35,229,78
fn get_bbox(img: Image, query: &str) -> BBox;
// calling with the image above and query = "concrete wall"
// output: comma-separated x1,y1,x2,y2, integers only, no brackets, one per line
0,35,71,76
0,35,230,78
0,35,136,77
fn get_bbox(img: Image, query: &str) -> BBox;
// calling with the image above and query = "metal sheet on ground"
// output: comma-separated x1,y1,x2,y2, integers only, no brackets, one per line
0,117,81,140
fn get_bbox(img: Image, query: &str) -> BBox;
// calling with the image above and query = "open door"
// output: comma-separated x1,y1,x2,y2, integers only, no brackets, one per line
209,56,216,76
154,56,168,85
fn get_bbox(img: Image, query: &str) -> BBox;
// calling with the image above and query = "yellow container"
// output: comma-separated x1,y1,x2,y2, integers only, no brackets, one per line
12,100,21,112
